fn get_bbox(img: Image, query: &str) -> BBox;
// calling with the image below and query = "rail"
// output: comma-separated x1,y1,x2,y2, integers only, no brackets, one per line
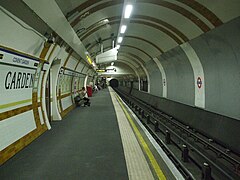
115,88,240,179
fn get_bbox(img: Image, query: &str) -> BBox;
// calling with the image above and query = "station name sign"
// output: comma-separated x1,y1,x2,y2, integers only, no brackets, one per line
5,71,34,90
96,68,116,73
0,48,38,90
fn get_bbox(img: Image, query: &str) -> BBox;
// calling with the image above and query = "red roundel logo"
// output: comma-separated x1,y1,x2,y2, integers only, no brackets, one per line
197,77,202,88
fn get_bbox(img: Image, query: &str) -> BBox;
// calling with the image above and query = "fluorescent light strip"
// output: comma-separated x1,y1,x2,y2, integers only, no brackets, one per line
118,37,123,43
124,4,133,19
120,25,127,33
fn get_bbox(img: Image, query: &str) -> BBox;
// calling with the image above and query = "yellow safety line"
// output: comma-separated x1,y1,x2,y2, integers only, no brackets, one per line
115,94,166,180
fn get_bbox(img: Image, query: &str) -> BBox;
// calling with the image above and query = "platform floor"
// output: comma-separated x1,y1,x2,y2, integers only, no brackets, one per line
0,88,172,180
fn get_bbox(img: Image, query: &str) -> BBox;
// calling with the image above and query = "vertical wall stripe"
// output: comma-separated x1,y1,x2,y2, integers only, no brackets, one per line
138,64,150,93
46,43,57,62
153,58,167,98
39,42,53,130
74,60,81,71
63,51,73,67
138,76,141,91
181,43,205,108
51,60,62,120
84,75,88,88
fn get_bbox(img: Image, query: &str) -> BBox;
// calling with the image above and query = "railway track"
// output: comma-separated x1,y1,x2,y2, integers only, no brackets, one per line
115,88,240,180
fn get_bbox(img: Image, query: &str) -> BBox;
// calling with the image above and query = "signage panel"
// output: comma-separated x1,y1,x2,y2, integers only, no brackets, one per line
0,48,38,112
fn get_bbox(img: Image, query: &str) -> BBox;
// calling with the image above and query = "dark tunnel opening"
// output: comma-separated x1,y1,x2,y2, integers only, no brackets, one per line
110,79,119,88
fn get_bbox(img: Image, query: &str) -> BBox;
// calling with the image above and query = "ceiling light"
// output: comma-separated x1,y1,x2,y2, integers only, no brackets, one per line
117,37,123,43
116,45,120,49
124,5,133,19
86,55,92,64
120,25,127,33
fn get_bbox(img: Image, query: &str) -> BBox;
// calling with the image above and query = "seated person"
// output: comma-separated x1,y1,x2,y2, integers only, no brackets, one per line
94,84,98,92
79,87,90,106
74,87,90,107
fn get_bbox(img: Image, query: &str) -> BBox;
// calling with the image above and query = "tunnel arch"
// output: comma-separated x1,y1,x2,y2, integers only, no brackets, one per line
78,15,188,43
93,45,152,61
109,79,119,88
80,20,183,45
87,35,164,54
69,0,217,32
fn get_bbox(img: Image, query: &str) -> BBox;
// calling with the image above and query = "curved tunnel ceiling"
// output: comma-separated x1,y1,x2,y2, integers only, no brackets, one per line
55,0,240,78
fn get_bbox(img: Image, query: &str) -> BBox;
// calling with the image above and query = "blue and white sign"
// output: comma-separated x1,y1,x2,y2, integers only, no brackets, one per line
0,48,39,69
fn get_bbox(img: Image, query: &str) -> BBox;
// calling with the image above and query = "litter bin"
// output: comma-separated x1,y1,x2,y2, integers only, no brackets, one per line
86,86,92,97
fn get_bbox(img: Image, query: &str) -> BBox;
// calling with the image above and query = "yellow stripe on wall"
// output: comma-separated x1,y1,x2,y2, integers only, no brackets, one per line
115,94,166,180
0,97,42,109
0,99,32,109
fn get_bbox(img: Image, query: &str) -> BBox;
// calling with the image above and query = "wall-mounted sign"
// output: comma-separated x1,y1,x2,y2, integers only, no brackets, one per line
163,78,166,86
96,68,116,73
0,48,40,69
96,69,107,72
106,68,116,72
0,47,39,112
61,67,85,78
197,77,202,89
96,48,118,64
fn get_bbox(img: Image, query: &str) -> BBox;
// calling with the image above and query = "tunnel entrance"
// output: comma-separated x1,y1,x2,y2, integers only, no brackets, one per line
110,79,119,88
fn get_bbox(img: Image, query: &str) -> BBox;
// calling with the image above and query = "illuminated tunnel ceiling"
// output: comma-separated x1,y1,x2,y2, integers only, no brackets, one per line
55,0,239,78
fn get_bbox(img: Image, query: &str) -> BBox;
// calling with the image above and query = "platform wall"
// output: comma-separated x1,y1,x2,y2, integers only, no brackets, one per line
119,17,240,153
0,7,93,165
122,17,240,120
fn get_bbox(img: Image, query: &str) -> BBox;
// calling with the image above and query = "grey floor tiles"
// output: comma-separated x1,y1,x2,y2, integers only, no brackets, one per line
0,89,128,180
